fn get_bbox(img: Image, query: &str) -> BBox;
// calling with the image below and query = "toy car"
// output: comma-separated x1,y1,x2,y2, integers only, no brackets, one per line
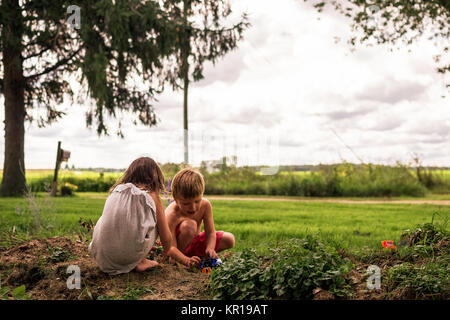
381,240,397,251
201,258,222,274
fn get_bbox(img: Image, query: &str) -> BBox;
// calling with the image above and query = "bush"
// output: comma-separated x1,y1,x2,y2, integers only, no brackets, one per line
60,182,78,196
210,235,353,300
22,162,438,197
27,175,118,192
384,219,449,299
200,163,428,197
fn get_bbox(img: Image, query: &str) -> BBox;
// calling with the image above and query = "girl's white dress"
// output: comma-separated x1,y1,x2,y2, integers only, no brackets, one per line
88,183,158,275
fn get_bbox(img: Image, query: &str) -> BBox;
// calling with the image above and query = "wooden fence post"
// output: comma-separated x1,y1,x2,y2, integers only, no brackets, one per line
50,141,62,197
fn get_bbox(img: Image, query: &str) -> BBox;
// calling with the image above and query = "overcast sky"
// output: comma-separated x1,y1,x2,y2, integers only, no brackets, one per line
1,0,449,169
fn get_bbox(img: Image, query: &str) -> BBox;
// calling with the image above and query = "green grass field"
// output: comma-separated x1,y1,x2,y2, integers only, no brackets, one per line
1,192,448,254
213,200,449,252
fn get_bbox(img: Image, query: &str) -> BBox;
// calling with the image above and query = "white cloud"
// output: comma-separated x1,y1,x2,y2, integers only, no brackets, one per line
0,0,448,170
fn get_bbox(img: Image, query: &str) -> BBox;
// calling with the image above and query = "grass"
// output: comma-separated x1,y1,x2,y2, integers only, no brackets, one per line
206,194,450,201
211,200,449,253
50,192,450,201
0,192,448,300
0,192,448,254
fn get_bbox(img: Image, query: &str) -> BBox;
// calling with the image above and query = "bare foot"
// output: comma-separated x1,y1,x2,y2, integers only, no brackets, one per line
135,258,159,272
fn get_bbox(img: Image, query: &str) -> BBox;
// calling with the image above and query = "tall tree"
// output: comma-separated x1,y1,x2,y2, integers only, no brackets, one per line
159,0,249,164
0,0,247,196
305,0,449,86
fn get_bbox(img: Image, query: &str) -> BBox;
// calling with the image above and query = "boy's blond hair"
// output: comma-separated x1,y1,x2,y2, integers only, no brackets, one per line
171,168,205,199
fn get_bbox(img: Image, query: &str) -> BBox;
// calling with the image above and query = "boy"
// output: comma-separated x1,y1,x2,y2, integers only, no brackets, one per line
165,168,235,260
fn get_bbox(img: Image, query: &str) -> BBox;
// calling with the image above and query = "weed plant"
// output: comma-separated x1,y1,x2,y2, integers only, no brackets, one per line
210,235,353,300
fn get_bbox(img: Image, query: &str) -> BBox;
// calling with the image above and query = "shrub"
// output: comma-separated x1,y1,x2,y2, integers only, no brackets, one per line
210,235,353,300
384,219,449,299
201,163,428,197
21,162,439,197
60,182,78,196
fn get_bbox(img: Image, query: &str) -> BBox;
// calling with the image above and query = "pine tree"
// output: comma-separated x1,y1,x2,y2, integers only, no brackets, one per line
0,0,248,196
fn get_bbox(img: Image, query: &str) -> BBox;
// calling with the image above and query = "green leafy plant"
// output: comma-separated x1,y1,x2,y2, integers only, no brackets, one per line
210,235,353,300
210,248,263,300
45,246,76,263
0,284,31,300
383,218,449,299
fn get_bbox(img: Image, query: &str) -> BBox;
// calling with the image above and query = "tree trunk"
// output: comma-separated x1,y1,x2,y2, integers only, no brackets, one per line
1,0,26,196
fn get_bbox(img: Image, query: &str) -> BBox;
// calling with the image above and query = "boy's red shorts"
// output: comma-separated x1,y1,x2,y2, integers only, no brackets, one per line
176,225,224,257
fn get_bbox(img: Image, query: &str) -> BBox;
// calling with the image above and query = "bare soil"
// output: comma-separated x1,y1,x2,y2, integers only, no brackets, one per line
0,237,211,300
1,237,446,300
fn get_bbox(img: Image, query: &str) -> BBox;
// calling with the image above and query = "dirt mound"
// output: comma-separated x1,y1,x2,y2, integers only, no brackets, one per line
0,237,211,300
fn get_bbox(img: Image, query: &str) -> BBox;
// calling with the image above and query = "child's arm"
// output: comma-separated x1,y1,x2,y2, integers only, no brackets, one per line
148,192,200,266
165,210,194,263
202,199,219,259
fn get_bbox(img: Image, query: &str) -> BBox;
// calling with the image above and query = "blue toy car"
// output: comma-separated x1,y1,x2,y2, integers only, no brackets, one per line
201,258,222,274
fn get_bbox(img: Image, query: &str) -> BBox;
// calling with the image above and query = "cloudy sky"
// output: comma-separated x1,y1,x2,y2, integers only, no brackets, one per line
1,0,449,169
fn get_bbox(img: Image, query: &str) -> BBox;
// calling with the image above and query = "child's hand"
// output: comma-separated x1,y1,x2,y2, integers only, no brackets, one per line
205,248,219,259
184,256,201,267
160,249,169,262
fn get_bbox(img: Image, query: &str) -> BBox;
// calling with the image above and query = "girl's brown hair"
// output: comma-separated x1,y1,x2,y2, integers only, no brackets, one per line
109,157,165,193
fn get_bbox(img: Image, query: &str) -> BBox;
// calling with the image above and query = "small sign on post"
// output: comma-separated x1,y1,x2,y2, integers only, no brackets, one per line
61,150,71,162
50,141,71,197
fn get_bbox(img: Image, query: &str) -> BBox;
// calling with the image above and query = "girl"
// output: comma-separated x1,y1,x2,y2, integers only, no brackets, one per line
88,157,200,275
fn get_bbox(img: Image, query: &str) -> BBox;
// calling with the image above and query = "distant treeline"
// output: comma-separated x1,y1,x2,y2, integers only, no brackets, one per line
22,162,450,197
62,167,126,172
258,164,450,173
